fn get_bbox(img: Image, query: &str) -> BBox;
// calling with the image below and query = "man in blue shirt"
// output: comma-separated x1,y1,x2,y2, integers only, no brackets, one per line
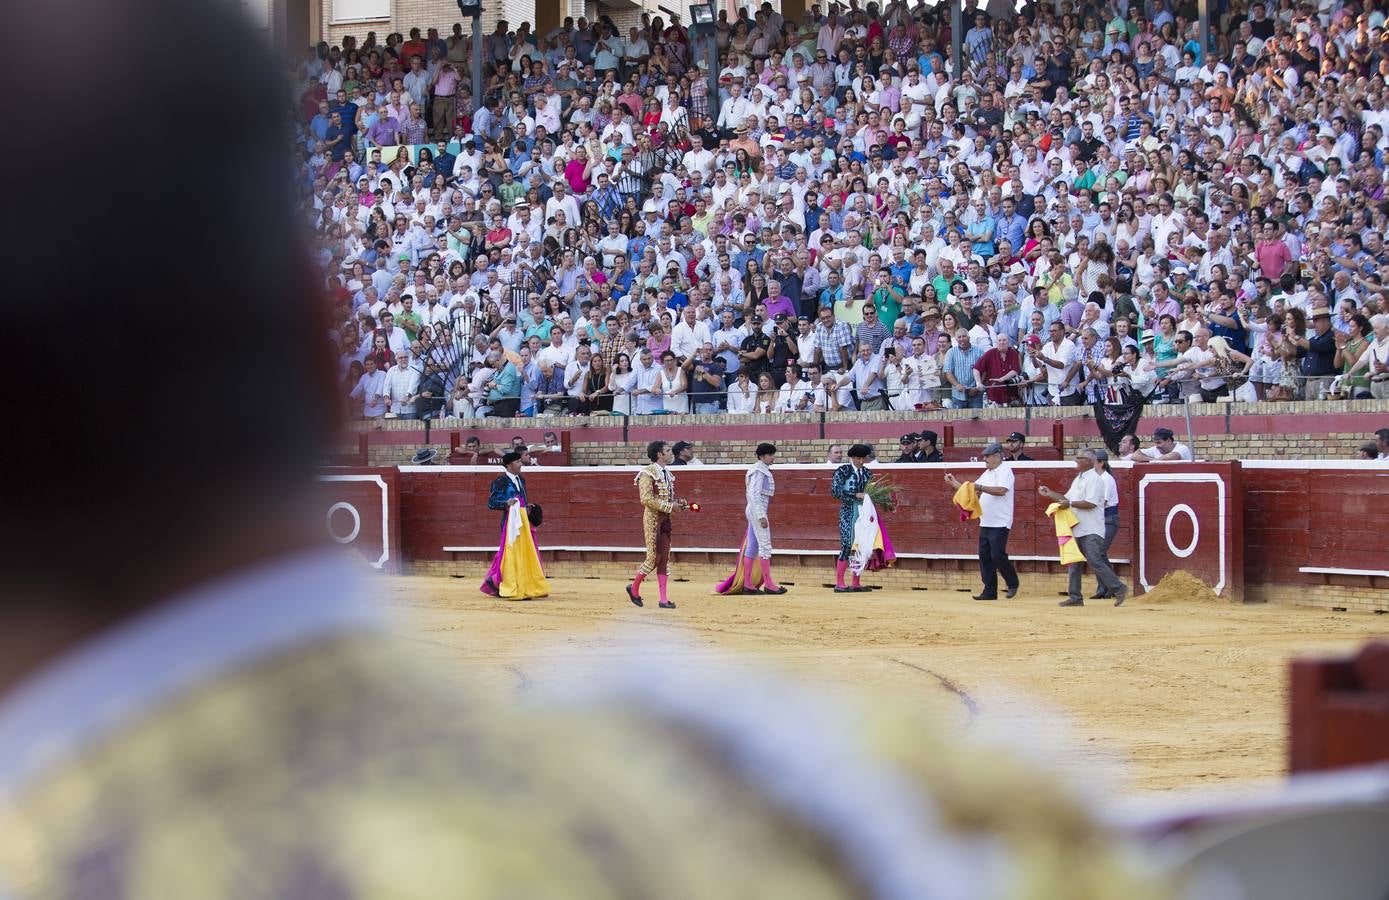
943,329,985,408
309,100,332,140
1205,292,1249,355
657,272,687,311
609,256,635,302
819,270,845,310
802,190,823,234
732,233,762,273
965,199,996,260
331,89,358,141
995,197,1027,252
324,112,349,161
888,247,913,292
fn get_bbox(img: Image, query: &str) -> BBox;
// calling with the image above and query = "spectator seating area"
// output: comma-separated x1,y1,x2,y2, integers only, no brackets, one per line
301,0,1389,428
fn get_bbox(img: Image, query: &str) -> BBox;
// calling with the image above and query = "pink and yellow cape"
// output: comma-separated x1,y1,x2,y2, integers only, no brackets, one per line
480,503,550,600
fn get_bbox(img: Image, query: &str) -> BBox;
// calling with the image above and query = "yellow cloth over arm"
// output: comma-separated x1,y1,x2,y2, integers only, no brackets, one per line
1046,501,1085,565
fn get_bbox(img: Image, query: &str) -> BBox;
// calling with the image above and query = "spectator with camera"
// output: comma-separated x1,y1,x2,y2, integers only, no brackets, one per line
686,344,728,414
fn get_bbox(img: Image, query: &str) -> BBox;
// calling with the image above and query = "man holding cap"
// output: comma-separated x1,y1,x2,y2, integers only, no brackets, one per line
1003,432,1032,461
944,442,1020,601
1039,449,1128,607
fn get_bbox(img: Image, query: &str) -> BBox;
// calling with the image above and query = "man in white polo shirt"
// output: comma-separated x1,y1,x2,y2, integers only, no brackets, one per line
944,442,1019,601
1040,447,1128,607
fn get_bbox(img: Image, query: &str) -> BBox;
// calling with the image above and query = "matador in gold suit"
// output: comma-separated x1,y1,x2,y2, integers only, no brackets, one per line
627,440,686,609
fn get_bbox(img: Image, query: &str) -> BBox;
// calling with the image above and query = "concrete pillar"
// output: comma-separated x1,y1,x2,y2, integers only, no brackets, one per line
536,0,563,41
780,0,808,23
285,0,311,53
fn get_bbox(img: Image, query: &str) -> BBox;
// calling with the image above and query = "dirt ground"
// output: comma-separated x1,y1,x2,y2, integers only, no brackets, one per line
381,573,1389,795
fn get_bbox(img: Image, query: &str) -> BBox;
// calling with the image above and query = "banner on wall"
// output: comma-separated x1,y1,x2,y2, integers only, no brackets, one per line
1093,397,1144,454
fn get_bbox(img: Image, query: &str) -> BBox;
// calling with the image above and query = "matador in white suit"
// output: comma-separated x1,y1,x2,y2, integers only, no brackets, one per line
714,442,787,595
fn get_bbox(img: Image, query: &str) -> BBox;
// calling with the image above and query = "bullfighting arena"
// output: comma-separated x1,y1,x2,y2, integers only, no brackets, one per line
383,573,1389,794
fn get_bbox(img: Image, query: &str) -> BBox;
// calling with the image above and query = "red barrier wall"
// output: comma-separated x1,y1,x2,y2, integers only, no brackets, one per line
1244,463,1389,590
316,468,401,572
1289,643,1389,773
1132,463,1243,602
396,463,1132,566
320,460,1389,609
322,462,1238,601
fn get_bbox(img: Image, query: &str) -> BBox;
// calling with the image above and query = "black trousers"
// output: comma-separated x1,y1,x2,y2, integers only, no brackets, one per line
488,397,520,418
1199,383,1230,403
978,526,1019,597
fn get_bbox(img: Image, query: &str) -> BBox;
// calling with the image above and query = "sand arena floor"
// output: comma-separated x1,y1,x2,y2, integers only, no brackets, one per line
382,573,1389,795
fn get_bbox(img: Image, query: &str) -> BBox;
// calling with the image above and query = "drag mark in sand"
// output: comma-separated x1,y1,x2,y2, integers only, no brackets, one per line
891,658,979,723
506,664,533,693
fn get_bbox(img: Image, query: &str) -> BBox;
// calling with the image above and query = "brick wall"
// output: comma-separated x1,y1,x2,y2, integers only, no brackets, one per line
1248,583,1389,616
320,0,540,49
316,0,659,50
337,398,1389,467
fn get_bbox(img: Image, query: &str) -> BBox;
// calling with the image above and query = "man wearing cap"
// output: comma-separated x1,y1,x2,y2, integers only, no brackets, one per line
919,429,944,463
896,434,920,463
944,443,1020,601
670,440,702,466
1134,427,1193,462
1003,432,1032,462
1039,449,1128,607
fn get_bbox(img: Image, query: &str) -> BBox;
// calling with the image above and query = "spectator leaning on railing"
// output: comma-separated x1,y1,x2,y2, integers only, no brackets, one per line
303,1,1389,422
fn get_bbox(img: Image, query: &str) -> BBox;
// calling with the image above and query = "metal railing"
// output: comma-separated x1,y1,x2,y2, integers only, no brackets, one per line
357,368,1383,424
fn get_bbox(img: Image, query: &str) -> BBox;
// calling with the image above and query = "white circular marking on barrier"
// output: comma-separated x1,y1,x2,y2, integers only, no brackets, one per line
1164,504,1199,558
326,502,362,544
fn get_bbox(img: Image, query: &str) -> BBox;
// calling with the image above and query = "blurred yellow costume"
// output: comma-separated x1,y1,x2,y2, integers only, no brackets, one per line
0,553,1172,900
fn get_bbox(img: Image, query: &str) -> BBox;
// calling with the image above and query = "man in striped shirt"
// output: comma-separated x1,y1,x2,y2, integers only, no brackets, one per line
813,305,853,371
854,304,892,354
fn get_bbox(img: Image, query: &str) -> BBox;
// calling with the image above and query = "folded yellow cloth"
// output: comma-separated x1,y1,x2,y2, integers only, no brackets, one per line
952,481,981,521
1046,501,1085,565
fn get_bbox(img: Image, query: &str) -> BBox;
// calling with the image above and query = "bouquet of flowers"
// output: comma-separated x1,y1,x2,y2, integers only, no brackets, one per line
863,475,899,513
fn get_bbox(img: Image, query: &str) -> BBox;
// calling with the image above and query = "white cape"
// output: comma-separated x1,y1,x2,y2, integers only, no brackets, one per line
848,495,881,576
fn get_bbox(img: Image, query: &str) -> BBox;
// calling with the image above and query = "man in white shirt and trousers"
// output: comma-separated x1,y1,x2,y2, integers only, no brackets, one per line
945,442,1019,601
1092,456,1121,600
1040,448,1128,607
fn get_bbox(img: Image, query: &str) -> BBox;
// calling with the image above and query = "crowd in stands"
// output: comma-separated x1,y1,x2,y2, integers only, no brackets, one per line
299,0,1389,421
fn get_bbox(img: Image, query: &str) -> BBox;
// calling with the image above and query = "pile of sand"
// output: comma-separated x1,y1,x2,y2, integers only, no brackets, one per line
1138,570,1222,604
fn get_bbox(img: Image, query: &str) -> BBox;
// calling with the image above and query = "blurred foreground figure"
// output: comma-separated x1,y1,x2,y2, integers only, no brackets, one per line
0,1,1170,898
